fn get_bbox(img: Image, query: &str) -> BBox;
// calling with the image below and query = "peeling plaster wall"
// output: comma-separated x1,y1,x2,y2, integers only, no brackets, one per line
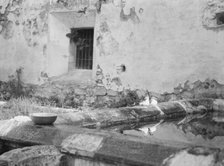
95,0,224,93
47,10,96,78
0,0,49,84
1,0,224,93
0,0,97,84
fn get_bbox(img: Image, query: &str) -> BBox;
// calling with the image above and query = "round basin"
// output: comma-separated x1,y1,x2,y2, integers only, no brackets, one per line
30,113,57,125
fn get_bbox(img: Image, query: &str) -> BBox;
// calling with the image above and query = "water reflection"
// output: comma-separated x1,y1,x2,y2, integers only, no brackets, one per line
179,112,224,140
116,112,224,148
137,119,164,135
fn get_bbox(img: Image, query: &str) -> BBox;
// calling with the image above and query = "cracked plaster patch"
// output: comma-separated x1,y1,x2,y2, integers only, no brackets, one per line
202,0,224,28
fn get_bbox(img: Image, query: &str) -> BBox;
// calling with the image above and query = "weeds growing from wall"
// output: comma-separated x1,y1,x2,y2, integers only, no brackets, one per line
0,67,34,100
110,90,142,108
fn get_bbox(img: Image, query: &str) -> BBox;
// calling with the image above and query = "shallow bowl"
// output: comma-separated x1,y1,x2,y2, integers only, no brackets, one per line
30,113,57,125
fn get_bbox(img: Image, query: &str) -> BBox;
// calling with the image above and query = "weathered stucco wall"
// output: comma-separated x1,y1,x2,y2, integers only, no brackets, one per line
1,0,224,93
47,9,96,78
95,0,224,93
0,0,96,84
0,0,49,83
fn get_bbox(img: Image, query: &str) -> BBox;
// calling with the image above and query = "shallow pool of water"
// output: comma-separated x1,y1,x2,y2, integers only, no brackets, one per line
110,112,224,148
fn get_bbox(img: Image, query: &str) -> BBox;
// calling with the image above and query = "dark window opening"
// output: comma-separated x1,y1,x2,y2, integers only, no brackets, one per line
67,28,94,70
216,12,224,25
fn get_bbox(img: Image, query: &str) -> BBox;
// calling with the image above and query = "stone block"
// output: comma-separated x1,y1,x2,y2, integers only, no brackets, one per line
107,89,118,97
0,116,32,137
0,145,64,166
162,147,220,166
61,133,104,157
94,87,107,96
96,137,178,166
158,102,186,115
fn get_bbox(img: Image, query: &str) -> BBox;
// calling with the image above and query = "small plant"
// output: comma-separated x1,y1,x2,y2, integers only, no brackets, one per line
66,29,89,50
109,90,141,108
0,67,35,100
4,97,40,116
8,67,24,97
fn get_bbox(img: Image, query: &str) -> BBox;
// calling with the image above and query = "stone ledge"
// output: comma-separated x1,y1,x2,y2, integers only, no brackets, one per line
0,98,218,135
158,102,186,115
95,137,179,166
0,98,223,165
1,135,223,166
1,125,224,166
82,98,217,129
59,131,224,166
59,131,185,166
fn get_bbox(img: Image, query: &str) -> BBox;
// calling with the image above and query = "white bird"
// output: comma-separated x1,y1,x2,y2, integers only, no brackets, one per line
138,119,164,135
139,95,150,106
150,97,158,105
138,127,150,135
150,97,165,115
140,96,164,115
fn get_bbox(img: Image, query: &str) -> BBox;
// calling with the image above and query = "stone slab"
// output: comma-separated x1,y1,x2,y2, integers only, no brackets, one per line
55,108,133,126
61,133,104,157
3,124,85,146
0,122,184,166
2,121,219,166
95,137,179,166
0,145,64,166
158,102,186,115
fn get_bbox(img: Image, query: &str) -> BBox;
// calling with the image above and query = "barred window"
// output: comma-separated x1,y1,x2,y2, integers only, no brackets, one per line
216,12,224,25
67,28,94,70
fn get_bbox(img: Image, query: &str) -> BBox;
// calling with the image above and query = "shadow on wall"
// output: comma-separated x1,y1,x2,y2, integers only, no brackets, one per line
120,7,140,24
